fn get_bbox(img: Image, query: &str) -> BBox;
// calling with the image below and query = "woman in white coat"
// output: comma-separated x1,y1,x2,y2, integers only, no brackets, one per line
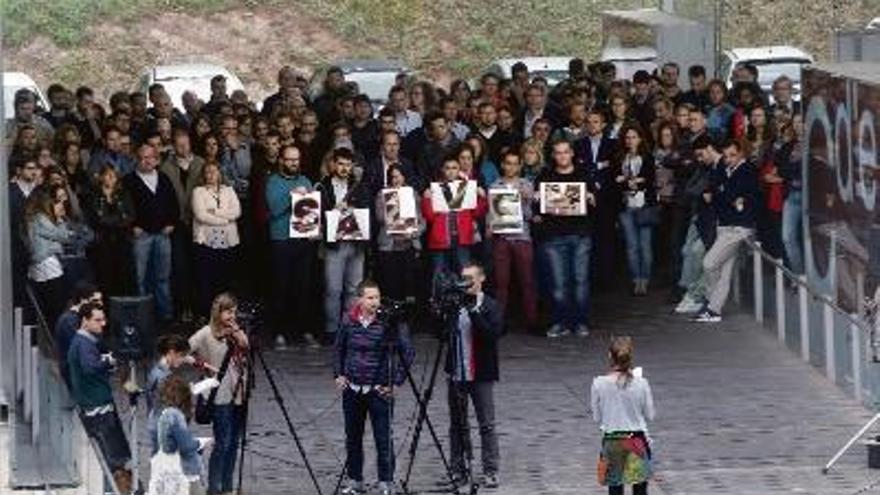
191,161,241,318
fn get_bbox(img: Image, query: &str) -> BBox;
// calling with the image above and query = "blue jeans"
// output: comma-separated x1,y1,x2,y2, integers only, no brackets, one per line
431,246,471,280
343,389,393,483
618,209,654,282
325,243,365,335
782,190,804,274
543,235,591,327
208,404,242,494
132,232,173,320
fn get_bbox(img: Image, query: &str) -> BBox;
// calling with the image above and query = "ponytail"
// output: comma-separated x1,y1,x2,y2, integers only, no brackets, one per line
609,336,635,387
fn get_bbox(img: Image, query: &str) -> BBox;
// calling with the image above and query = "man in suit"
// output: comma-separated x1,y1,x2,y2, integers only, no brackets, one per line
573,110,619,288
519,83,561,139
769,75,801,117
364,130,422,197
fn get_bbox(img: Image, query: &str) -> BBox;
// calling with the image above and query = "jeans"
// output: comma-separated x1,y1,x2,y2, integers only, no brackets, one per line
492,237,538,326
343,388,394,483
703,226,754,314
431,245,471,280
81,409,132,471
324,243,365,335
543,235,591,327
208,404,242,495
782,191,804,274
132,232,173,320
448,380,499,476
618,209,654,282
678,222,706,300
270,239,315,341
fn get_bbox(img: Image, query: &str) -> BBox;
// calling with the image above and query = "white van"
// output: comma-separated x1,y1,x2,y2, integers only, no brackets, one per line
3,72,49,120
135,63,246,110
719,46,814,101
484,57,573,87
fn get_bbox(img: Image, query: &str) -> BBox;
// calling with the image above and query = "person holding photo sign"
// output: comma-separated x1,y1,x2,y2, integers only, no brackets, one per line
422,155,488,279
489,149,538,331
265,144,318,349
318,147,371,341
533,138,595,338
375,165,424,302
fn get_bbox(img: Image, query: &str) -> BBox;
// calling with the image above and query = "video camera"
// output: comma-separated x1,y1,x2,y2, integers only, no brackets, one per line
430,271,474,318
377,298,416,327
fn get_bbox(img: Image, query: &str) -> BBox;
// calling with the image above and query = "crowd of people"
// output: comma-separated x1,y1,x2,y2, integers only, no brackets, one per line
8,55,804,494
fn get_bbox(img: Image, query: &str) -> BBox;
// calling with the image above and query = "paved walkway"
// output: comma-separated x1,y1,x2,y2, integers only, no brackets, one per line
115,291,877,495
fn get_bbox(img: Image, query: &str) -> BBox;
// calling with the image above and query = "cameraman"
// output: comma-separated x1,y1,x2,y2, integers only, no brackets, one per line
446,261,502,489
334,279,414,495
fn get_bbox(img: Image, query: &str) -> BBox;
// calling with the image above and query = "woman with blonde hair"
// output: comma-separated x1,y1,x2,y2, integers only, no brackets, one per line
188,292,248,495
519,138,546,182
591,336,655,495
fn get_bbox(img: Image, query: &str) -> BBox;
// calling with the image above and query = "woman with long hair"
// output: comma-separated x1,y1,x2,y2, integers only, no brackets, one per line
152,375,211,494
57,141,91,200
374,165,424,302
191,162,242,318
614,125,657,295
520,138,546,182
188,292,249,495
750,105,785,259
86,165,135,296
26,184,75,325
591,336,655,495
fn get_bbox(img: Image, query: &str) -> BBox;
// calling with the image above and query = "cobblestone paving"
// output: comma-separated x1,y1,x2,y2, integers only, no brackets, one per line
129,292,879,495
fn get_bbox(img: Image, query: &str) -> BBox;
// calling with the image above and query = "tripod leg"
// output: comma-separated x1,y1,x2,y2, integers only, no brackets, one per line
400,339,458,491
236,345,257,491
256,348,325,495
823,412,880,474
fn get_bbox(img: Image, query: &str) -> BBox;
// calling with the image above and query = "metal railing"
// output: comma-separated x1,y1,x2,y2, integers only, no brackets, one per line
7,285,124,494
741,238,879,405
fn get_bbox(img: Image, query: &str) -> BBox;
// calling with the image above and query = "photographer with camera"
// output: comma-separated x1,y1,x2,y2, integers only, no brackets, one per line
67,301,133,493
445,261,503,489
334,279,414,495
188,292,249,495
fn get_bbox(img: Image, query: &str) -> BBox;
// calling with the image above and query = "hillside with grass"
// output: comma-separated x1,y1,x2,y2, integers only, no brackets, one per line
2,0,877,101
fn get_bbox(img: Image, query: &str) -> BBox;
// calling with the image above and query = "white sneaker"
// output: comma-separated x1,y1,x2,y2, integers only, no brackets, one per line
274,335,288,350
692,308,722,323
302,333,321,349
546,324,570,338
575,324,590,337
674,296,703,314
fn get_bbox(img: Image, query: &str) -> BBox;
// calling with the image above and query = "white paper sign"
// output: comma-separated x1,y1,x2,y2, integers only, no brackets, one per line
488,189,524,234
539,182,587,216
430,180,477,212
382,187,418,235
289,191,322,239
326,208,370,242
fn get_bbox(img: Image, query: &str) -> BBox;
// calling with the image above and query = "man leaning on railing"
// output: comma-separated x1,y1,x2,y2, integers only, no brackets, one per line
67,301,134,493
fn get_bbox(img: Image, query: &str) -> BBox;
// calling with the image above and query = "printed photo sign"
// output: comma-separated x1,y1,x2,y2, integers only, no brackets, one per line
539,182,587,216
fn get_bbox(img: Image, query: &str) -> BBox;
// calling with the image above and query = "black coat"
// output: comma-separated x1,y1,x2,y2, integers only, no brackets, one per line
363,156,422,197
444,294,503,383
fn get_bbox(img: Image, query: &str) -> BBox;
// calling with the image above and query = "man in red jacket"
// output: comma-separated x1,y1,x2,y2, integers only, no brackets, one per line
422,156,487,280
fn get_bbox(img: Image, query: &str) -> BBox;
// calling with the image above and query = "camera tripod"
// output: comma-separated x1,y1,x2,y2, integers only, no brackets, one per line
234,328,324,495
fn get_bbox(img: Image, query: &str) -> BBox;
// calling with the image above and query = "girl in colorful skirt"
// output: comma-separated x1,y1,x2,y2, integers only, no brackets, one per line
590,336,655,495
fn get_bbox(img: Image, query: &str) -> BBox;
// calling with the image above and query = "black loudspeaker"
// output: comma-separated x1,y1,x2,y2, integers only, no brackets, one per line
108,296,156,361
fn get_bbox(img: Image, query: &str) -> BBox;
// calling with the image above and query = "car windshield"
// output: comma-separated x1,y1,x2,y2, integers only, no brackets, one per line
532,70,569,86
742,60,810,88
345,71,399,103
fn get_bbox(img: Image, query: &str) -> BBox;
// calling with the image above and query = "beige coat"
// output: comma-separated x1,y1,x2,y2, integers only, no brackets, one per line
191,184,241,248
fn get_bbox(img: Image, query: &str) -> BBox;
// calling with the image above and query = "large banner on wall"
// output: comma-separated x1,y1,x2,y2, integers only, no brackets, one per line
802,65,880,311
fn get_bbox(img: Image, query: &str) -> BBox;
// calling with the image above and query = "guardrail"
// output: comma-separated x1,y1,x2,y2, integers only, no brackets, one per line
741,238,879,405
7,286,124,494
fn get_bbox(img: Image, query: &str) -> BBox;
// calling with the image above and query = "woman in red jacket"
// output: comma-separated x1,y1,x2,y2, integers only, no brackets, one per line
422,155,488,280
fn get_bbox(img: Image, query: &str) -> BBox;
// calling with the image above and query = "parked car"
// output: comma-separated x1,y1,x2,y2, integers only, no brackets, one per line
719,46,814,102
600,46,658,81
134,63,246,110
3,72,49,120
310,59,410,110
484,57,573,87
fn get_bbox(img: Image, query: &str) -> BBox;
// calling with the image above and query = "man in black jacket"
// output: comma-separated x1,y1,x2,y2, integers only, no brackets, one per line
123,143,179,322
446,261,503,489
318,148,372,340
